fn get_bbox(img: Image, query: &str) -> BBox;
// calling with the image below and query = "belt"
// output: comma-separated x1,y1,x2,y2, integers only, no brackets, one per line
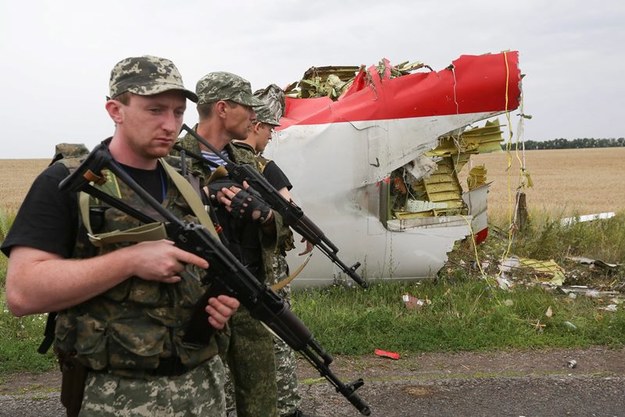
95,356,189,378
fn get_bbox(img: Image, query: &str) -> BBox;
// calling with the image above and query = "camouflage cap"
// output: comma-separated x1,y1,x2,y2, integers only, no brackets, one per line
196,71,264,107
254,103,280,126
109,55,198,102
253,84,284,126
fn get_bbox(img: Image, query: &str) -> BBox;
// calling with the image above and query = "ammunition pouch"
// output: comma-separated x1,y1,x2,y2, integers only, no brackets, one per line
55,347,88,417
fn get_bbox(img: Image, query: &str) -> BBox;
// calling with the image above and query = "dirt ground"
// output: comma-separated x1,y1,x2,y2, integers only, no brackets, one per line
2,346,625,417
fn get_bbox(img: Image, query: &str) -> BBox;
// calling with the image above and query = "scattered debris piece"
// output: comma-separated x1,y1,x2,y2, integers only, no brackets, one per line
495,276,513,291
374,349,401,360
402,294,431,309
567,359,577,369
566,256,619,270
559,286,621,299
563,321,577,331
499,256,565,286
560,212,615,226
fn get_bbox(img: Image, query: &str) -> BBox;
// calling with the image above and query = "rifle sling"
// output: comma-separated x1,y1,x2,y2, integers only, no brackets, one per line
270,253,313,292
83,159,219,247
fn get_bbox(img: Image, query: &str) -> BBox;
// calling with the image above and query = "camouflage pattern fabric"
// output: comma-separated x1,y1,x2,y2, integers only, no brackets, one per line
51,143,90,165
253,84,285,126
229,143,301,416
55,161,219,372
195,72,264,107
223,308,278,417
223,256,300,416
173,129,284,417
253,103,280,127
109,55,197,102
270,255,301,416
79,356,226,417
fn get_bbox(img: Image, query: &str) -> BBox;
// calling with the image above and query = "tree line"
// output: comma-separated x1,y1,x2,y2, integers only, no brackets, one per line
512,138,625,150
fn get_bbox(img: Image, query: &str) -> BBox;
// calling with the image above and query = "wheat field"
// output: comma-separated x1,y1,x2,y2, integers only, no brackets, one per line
461,147,625,219
1,148,625,218
1,159,49,212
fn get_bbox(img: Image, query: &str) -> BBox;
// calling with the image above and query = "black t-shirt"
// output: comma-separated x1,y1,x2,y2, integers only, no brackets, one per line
1,163,78,258
263,160,292,192
1,162,168,259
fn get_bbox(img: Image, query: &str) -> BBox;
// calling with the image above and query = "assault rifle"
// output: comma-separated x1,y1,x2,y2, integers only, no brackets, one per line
179,123,368,289
58,143,371,416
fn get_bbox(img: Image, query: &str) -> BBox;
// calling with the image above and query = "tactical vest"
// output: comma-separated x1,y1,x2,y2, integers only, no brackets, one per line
51,143,219,373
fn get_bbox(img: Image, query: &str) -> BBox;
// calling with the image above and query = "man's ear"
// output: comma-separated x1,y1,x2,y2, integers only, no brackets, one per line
105,100,124,124
215,100,228,119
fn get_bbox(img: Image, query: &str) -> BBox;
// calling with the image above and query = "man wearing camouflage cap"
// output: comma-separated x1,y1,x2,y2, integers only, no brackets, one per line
174,72,291,417
231,87,317,417
2,56,239,417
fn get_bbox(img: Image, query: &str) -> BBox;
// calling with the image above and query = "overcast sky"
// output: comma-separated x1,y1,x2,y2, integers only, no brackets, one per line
1,0,623,158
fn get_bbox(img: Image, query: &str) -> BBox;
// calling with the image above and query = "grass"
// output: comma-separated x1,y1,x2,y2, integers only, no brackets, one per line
1,148,625,374
1,208,624,373
292,273,625,355
0,311,54,373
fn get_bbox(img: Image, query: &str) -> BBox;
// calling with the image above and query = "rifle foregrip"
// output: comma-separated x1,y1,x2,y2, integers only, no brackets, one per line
264,305,313,351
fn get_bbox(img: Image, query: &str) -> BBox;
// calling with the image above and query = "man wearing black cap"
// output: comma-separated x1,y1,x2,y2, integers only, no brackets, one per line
2,55,239,416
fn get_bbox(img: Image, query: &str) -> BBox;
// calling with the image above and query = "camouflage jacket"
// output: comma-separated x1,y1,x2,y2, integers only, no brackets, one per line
172,129,292,284
53,147,219,373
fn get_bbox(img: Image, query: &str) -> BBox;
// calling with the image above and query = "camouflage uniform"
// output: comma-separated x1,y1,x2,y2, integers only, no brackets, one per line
174,72,294,417
53,56,226,416
269,245,301,417
175,133,281,417
80,356,225,417
233,96,304,417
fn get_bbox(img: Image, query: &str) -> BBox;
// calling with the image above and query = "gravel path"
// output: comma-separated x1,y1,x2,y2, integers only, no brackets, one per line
2,347,624,417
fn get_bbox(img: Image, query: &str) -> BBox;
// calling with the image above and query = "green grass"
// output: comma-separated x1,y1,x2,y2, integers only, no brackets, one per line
0,208,624,375
291,279,625,355
0,310,55,373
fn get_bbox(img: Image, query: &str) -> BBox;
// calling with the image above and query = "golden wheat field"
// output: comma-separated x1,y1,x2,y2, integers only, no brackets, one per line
462,147,625,219
1,159,50,212
1,148,624,218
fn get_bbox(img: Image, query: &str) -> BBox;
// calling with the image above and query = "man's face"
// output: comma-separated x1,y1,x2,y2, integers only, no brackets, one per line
256,123,275,153
116,91,186,159
223,102,255,141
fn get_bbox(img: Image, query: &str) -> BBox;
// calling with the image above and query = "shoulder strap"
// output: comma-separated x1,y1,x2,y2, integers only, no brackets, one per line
85,160,220,247
160,158,220,239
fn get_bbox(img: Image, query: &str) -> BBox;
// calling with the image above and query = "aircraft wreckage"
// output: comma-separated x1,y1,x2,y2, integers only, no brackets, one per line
263,51,523,286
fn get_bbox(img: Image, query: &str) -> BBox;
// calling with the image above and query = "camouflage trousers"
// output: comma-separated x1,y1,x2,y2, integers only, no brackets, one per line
273,333,301,415
223,307,278,417
225,254,301,417
79,355,226,417
272,254,302,416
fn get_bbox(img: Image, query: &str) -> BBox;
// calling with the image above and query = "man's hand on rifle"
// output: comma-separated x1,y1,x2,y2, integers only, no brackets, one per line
209,181,274,225
127,239,209,283
127,240,239,329
206,295,240,329
299,237,314,256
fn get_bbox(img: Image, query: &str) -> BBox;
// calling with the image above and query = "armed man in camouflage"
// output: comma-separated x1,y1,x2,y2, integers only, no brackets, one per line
174,72,290,417
231,91,316,417
1,55,240,417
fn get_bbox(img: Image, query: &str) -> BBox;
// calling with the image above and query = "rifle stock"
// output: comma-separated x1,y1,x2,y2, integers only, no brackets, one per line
180,124,368,289
58,143,372,416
